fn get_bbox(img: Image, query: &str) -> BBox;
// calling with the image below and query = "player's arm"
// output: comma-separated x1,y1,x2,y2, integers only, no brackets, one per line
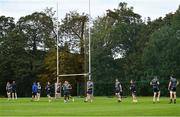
168,81,171,90
150,81,152,85
69,84,72,89
120,84,122,92
177,80,179,86
6,85,8,91
157,81,160,85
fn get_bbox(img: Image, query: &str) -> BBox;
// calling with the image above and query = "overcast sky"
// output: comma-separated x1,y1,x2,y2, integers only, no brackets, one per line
0,0,179,22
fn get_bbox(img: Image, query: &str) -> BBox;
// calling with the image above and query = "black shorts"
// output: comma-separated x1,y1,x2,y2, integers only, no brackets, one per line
153,88,160,93
32,92,37,96
87,90,93,95
46,92,51,96
37,90,41,94
116,91,123,96
7,90,11,94
115,90,120,94
131,90,136,95
170,87,176,92
12,90,16,93
64,91,70,96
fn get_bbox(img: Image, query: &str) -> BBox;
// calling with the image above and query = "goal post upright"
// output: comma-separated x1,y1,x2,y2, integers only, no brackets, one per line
88,0,91,81
55,0,92,96
56,0,59,83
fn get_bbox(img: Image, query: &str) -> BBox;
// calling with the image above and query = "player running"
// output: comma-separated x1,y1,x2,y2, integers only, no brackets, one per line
150,76,160,103
37,82,41,101
62,81,72,103
32,82,38,101
85,80,94,103
168,75,179,104
12,81,17,100
6,82,12,100
130,80,137,103
45,81,52,102
115,79,123,102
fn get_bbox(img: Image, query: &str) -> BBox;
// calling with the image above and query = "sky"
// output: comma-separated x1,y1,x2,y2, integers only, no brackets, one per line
0,0,179,22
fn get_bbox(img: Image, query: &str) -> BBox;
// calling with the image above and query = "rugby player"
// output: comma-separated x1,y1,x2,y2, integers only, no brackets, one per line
85,80,94,103
130,80,137,102
168,75,179,104
115,79,123,102
150,76,160,103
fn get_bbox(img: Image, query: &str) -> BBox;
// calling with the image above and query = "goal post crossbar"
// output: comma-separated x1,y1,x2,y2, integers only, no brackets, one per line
59,73,89,77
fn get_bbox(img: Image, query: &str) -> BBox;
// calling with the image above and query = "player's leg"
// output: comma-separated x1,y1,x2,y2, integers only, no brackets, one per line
32,93,34,101
118,92,122,102
15,92,17,99
173,92,176,104
70,94,74,102
88,90,93,102
37,93,39,101
64,92,67,103
48,94,52,102
169,91,173,103
132,92,137,102
12,92,15,100
7,92,11,100
85,93,89,102
157,91,160,102
153,92,157,103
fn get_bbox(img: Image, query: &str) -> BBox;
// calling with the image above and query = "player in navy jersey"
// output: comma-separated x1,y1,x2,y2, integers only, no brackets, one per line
45,81,52,102
130,80,137,102
37,82,41,101
168,75,179,104
150,76,160,103
62,81,72,103
12,81,17,100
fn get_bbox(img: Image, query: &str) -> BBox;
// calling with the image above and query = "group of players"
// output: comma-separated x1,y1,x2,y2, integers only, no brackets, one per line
115,75,179,104
30,80,93,103
5,75,179,104
5,80,18,100
6,79,93,103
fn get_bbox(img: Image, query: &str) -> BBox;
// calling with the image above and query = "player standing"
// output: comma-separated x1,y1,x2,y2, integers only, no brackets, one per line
55,81,61,99
115,79,123,102
45,81,52,102
32,82,38,101
12,81,17,100
85,80,94,103
6,82,12,100
37,82,41,101
150,76,160,103
168,75,179,104
130,80,137,102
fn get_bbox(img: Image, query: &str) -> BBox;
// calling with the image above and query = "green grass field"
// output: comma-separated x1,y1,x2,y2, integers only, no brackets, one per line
0,97,180,116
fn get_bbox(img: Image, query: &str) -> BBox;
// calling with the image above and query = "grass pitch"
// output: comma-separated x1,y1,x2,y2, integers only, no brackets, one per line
0,97,180,116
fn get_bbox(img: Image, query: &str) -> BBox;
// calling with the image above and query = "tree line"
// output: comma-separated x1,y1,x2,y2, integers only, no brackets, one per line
0,2,180,96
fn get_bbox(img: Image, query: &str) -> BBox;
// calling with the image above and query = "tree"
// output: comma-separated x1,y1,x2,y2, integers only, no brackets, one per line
17,12,55,53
